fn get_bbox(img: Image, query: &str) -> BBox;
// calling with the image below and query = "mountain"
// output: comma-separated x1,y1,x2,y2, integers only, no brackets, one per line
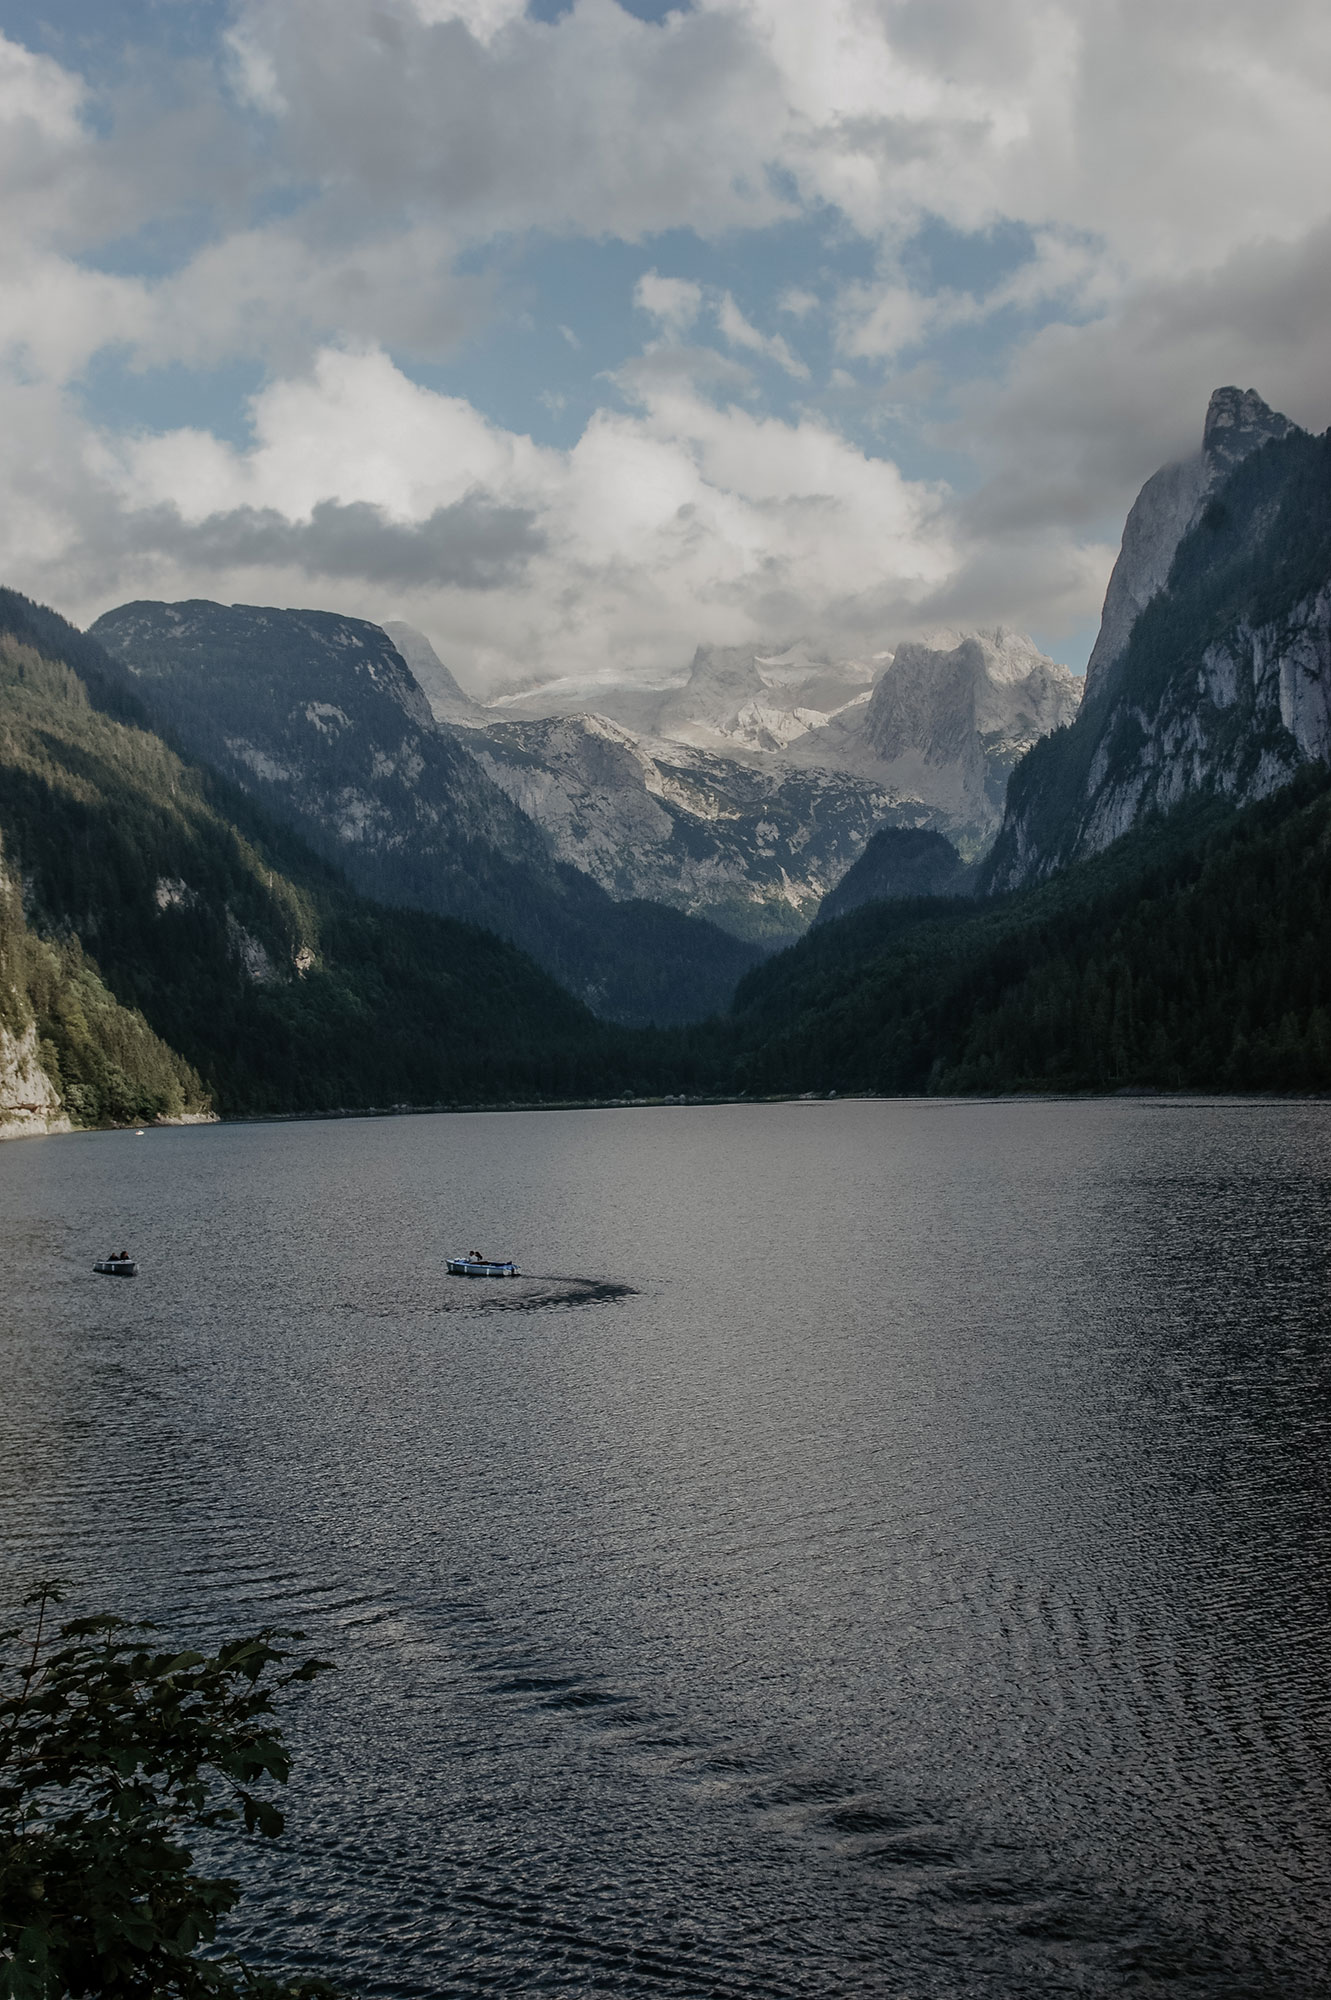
649,641,879,753
987,394,1330,891
723,766,1331,1097
460,711,943,943
404,626,1077,941
820,628,1082,847
477,630,1079,847
0,588,663,1129
1083,386,1299,696
813,827,975,924
1,824,208,1139
87,600,760,1025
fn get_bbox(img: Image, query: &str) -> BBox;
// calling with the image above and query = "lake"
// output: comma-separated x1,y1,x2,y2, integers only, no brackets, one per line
2,1098,1329,1997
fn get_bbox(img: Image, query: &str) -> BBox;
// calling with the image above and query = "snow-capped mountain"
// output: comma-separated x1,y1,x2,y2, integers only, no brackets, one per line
483,638,880,752
388,619,1082,933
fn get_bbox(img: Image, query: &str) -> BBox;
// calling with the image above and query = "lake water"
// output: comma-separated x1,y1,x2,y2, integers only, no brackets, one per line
2,1098,1329,1998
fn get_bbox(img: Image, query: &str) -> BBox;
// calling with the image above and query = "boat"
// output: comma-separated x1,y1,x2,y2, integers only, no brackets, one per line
447,1255,519,1278
94,1258,137,1278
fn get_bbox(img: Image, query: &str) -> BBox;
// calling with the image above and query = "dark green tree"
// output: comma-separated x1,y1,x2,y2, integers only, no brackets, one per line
0,1584,339,2000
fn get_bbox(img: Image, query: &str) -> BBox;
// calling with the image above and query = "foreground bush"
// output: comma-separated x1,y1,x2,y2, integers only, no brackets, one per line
0,1583,339,1999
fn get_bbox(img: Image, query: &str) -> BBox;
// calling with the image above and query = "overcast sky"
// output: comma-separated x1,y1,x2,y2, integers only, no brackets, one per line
2,0,1329,693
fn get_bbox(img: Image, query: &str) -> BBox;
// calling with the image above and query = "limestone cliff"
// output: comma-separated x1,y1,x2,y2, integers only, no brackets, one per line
0,1018,68,1139
987,398,1330,892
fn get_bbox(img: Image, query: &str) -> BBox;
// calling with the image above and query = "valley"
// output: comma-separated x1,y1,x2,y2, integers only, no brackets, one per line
1,384,1329,1133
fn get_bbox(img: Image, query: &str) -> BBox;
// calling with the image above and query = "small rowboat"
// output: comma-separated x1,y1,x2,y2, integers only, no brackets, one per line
447,1256,519,1278
94,1258,137,1278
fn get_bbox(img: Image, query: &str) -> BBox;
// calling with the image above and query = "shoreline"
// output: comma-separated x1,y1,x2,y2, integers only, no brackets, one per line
8,1085,1329,1141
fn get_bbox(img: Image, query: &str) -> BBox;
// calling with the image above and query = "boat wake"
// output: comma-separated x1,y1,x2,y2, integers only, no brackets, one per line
435,1274,637,1315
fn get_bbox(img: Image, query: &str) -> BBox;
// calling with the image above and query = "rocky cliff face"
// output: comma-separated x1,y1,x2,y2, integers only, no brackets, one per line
464,711,942,942
987,396,1330,892
0,1017,68,1139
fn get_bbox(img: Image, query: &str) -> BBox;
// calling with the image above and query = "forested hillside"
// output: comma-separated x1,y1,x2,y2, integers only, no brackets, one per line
726,768,1331,1096
0,824,209,1133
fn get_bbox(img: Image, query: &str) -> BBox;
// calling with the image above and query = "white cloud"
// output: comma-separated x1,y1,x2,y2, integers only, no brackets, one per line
0,0,1327,683
222,24,288,115
715,293,809,378
634,271,705,336
408,0,528,44
5,343,958,684
0,30,86,144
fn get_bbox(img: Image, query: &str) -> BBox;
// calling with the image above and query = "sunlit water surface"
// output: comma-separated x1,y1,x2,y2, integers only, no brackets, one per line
2,1099,1329,1998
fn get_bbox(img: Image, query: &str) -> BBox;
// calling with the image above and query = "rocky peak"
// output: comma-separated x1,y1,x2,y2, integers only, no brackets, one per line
1202,386,1298,469
1084,387,1303,696
855,629,1082,838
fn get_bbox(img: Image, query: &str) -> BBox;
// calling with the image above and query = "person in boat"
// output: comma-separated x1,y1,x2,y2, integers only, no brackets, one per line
468,1248,484,1263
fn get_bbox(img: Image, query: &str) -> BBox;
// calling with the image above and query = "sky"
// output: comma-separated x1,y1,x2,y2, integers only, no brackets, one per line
2,0,1329,696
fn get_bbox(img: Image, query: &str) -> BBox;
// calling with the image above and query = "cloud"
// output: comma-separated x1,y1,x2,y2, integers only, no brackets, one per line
6,1,1330,392
1,343,958,684
716,293,809,378
636,277,809,377
954,218,1331,538
0,31,86,145
119,496,545,589
0,0,1327,683
634,271,705,336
